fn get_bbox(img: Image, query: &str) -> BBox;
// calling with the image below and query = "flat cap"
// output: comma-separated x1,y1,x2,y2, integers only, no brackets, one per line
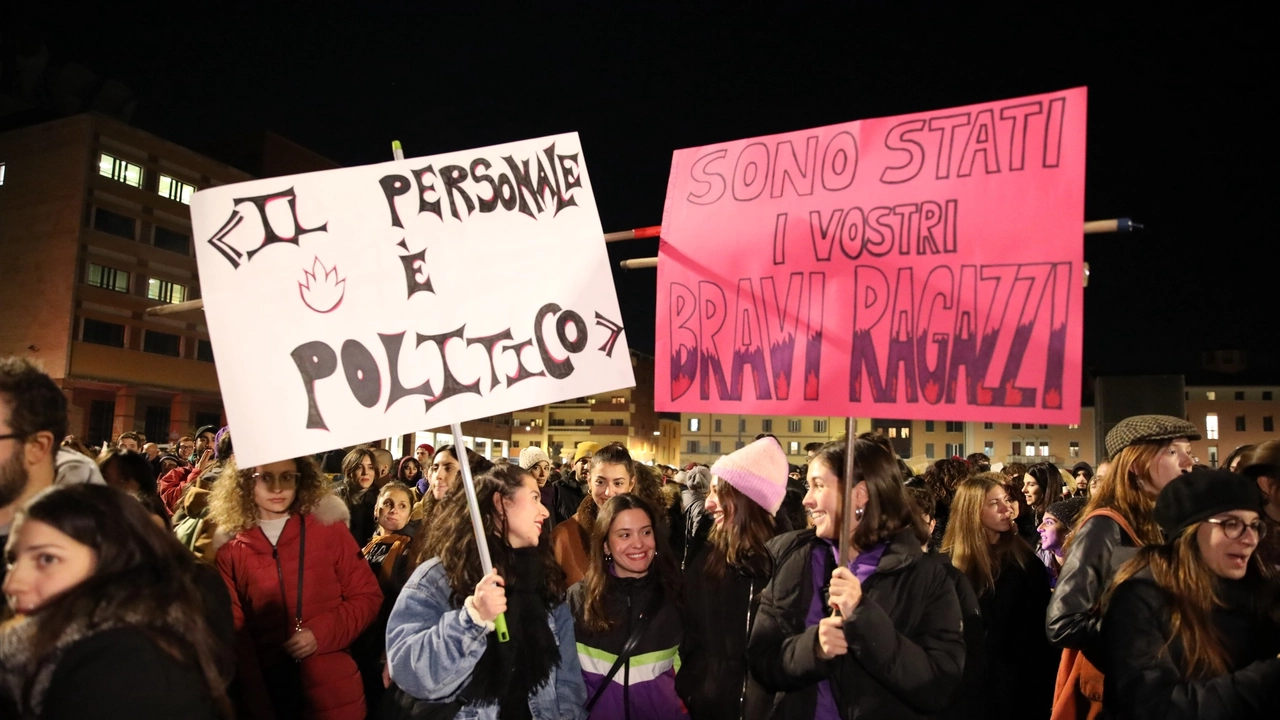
1105,415,1201,458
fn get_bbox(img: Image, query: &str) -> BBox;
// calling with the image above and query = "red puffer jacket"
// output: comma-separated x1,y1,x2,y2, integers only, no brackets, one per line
216,494,382,720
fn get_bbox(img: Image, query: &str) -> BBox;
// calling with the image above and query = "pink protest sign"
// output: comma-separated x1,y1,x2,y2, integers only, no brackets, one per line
656,88,1087,423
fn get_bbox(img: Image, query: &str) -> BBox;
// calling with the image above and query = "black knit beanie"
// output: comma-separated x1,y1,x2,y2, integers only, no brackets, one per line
1153,468,1262,539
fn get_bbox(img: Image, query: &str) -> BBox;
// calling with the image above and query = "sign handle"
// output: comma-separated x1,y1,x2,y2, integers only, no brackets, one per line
838,417,857,569
398,137,508,642
451,421,511,642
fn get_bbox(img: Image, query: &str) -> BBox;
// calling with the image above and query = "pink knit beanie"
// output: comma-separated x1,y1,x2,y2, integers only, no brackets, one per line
710,436,789,516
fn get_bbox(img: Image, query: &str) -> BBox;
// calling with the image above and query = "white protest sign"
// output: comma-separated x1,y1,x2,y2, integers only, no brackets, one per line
190,133,634,468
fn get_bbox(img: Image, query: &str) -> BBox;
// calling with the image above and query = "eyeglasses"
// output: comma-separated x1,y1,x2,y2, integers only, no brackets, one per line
1204,517,1268,540
251,471,300,490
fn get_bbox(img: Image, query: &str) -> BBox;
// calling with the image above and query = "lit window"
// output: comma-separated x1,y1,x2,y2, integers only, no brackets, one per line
147,278,187,304
902,428,910,438
788,441,800,455
611,396,626,404
1206,413,1219,439
86,263,130,293
0,162,6,185
1206,391,1216,400
1069,441,1080,458
158,174,196,204
888,427,898,438
689,418,700,432
1039,441,1050,456
99,153,143,188
983,442,994,456
1068,424,1080,430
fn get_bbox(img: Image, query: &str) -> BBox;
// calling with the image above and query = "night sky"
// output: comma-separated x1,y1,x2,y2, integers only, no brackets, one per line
15,4,1276,383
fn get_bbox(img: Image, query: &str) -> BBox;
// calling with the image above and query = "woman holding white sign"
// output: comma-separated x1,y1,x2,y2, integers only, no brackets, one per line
746,435,966,720
384,460,587,720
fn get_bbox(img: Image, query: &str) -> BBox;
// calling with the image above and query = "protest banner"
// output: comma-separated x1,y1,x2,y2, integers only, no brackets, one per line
190,133,634,468
656,88,1087,424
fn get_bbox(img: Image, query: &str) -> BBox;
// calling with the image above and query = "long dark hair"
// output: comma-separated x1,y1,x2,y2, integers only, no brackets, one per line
811,434,929,550
1025,461,1061,518
420,461,565,608
96,448,169,527
704,479,774,580
12,484,231,717
1105,523,1277,679
579,494,682,633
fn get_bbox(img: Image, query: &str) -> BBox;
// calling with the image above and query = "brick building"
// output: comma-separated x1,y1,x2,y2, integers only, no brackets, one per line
0,114,334,447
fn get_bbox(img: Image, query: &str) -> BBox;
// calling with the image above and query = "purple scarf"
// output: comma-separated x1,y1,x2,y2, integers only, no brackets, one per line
805,540,888,720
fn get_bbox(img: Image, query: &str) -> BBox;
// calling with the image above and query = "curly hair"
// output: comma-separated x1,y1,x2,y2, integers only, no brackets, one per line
419,460,566,608
205,455,330,536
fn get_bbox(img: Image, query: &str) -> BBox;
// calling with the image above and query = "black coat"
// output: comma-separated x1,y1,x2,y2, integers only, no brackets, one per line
1100,571,1280,719
1046,514,1140,663
38,627,219,720
936,554,985,720
747,528,966,720
554,476,585,526
977,551,1057,720
676,544,773,720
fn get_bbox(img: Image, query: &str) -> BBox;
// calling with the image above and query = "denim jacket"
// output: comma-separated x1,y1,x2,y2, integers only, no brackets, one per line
386,557,588,720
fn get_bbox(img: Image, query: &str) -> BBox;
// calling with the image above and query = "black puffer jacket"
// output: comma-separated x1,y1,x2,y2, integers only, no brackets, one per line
747,528,965,720
1100,569,1280,719
677,544,773,720
1046,514,1141,663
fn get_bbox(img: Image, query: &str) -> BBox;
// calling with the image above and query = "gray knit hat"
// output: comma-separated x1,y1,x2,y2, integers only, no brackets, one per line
1105,415,1201,459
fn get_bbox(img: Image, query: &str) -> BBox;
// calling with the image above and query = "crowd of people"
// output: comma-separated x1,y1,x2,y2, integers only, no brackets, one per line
2,354,1279,719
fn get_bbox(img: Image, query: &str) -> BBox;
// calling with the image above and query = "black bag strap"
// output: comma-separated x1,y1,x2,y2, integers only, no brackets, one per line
295,516,306,630
584,588,664,712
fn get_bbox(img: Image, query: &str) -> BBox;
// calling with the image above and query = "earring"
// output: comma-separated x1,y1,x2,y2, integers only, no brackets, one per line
854,506,865,521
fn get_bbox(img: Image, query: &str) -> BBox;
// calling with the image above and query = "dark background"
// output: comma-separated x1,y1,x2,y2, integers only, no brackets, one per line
6,3,1274,385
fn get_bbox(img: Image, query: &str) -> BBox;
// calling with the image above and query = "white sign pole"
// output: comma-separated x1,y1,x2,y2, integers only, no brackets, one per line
391,140,509,642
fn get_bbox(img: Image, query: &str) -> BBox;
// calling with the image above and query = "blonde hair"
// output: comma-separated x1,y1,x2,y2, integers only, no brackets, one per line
942,473,1034,596
206,456,330,536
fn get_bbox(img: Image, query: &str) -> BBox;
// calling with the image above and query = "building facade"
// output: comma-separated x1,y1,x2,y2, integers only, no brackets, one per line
676,410,1101,471
1185,385,1280,468
0,114,258,446
0,114,346,448
507,352,675,466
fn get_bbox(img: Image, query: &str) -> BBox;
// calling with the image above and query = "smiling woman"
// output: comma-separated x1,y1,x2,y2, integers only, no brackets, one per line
569,494,686,719
1100,469,1280,718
